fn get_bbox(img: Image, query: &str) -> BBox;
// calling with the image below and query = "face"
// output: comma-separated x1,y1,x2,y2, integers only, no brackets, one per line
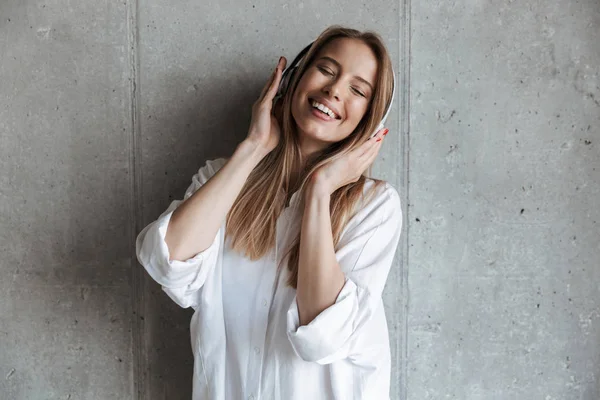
290,37,378,157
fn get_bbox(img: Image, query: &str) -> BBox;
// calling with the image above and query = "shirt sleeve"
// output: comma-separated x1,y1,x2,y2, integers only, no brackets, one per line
286,182,403,365
135,157,228,309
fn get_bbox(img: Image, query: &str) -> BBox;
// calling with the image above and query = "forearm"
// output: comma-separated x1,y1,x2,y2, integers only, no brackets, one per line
296,182,346,326
165,140,267,261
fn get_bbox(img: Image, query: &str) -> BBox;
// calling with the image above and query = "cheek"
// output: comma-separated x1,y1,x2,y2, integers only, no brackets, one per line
291,80,309,109
347,101,369,124
295,72,314,93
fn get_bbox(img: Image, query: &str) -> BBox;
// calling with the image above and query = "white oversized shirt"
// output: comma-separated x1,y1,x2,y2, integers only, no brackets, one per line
136,157,403,400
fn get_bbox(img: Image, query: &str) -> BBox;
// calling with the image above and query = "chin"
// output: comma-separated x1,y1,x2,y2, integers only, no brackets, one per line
296,120,327,140
293,106,339,146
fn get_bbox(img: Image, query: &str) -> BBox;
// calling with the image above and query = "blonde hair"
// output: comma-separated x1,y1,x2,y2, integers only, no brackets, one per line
224,25,395,288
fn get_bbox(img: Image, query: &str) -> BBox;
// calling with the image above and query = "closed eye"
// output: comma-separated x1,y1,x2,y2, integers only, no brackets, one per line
318,66,334,76
351,87,366,97
317,65,366,97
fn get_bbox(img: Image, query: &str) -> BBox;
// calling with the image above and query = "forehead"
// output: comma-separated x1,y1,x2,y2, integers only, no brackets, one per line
314,37,378,84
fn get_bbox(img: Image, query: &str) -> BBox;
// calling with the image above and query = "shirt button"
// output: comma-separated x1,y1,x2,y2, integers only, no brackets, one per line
248,395,255,400
261,298,267,307
254,346,260,354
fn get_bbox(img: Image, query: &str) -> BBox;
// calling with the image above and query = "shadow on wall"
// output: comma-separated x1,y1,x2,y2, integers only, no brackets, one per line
137,68,264,398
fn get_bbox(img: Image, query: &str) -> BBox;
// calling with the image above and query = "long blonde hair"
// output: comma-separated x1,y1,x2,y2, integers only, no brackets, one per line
225,25,395,288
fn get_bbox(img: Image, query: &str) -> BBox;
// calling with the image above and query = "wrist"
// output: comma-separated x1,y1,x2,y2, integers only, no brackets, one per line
236,139,269,166
305,177,332,201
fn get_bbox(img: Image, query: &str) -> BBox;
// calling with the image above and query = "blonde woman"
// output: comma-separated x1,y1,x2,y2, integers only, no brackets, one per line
136,25,403,400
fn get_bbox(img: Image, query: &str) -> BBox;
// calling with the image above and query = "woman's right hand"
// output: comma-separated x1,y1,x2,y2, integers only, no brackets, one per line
245,56,287,156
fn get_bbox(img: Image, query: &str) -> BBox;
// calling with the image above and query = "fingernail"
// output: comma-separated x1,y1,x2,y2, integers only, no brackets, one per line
279,56,283,64
383,128,389,136
376,137,382,142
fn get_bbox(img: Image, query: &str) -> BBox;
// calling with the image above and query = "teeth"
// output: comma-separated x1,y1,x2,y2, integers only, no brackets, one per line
311,100,337,119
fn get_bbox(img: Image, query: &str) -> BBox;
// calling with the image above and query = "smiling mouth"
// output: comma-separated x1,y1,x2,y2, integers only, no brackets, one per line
308,98,341,120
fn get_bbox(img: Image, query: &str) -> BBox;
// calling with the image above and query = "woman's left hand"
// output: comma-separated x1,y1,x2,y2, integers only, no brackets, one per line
310,127,389,196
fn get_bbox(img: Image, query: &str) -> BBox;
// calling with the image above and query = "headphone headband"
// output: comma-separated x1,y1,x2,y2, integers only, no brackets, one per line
276,40,396,136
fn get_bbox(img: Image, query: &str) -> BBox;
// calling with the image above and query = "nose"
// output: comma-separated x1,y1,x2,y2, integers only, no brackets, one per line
322,79,341,101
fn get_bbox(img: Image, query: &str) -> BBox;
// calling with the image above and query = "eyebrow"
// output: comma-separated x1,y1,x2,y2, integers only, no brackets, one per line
317,56,374,93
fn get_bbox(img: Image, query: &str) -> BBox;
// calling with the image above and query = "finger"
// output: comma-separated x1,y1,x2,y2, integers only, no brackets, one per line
362,138,383,170
361,132,388,165
258,59,283,101
277,56,287,73
359,128,385,158
367,127,388,141
263,57,287,104
258,57,288,104
258,65,278,102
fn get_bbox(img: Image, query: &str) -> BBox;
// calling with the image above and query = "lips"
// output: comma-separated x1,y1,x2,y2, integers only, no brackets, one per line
308,97,342,120
309,105,336,121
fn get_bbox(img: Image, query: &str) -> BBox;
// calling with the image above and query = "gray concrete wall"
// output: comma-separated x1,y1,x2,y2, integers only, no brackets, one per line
1,0,598,399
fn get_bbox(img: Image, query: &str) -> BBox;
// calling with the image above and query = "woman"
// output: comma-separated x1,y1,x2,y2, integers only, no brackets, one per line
136,25,402,400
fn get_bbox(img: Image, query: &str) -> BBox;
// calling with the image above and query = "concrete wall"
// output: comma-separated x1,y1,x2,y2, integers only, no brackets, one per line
1,0,598,399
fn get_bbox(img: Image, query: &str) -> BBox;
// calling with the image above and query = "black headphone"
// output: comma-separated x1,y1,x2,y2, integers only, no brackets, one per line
275,41,396,138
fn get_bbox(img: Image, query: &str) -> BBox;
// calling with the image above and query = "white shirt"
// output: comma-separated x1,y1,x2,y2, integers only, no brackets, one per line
136,157,403,400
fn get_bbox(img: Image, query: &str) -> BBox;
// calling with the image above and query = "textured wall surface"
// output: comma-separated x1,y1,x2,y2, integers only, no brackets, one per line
409,2,600,399
0,0,598,399
0,0,133,398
